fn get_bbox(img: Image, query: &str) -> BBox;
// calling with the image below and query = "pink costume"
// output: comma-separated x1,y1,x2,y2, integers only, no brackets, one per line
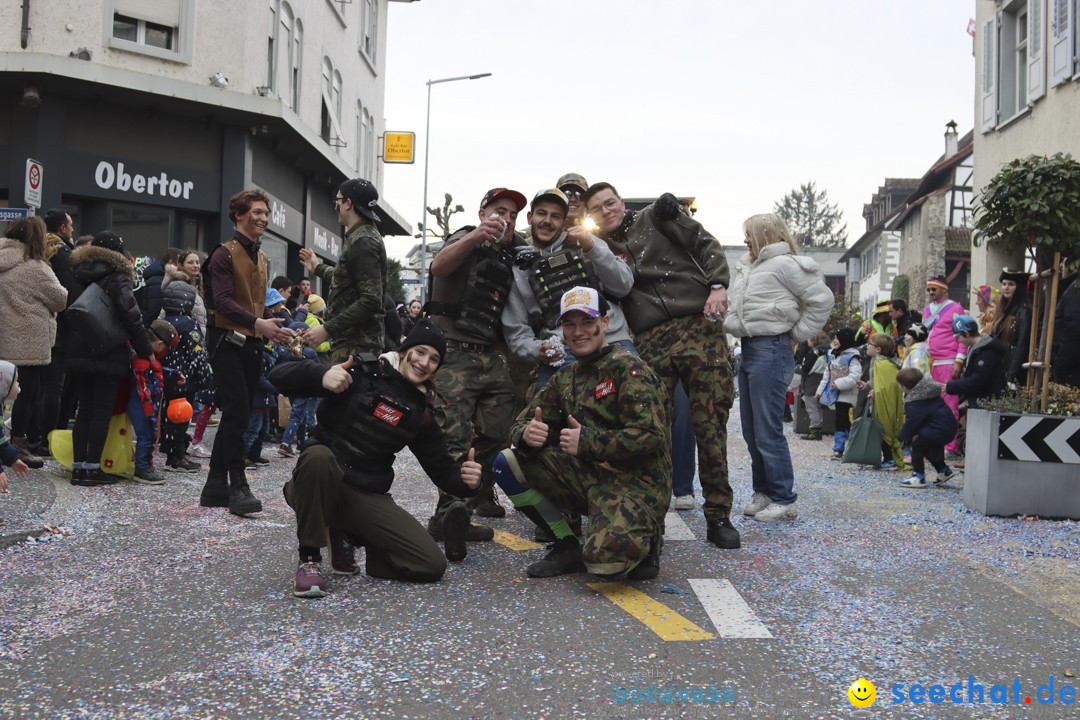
923,298,965,452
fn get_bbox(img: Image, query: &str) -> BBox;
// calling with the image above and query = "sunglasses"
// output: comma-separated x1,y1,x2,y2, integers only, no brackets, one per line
333,196,347,210
560,188,584,199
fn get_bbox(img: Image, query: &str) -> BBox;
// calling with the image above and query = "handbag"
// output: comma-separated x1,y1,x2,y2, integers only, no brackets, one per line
66,282,127,354
842,401,884,467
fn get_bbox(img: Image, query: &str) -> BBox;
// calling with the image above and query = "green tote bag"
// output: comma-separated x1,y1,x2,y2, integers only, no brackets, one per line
842,401,884,467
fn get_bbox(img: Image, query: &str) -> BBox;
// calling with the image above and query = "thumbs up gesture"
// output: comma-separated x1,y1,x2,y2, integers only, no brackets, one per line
461,447,482,489
560,414,582,456
523,407,550,448
321,354,355,393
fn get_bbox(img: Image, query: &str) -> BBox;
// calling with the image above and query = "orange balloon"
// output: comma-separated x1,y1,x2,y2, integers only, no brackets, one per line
167,398,193,423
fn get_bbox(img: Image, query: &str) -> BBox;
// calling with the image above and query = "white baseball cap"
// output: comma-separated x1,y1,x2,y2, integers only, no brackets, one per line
559,286,602,319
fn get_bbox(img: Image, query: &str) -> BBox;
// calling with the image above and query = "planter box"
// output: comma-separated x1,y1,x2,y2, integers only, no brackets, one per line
794,394,836,434
965,409,1080,519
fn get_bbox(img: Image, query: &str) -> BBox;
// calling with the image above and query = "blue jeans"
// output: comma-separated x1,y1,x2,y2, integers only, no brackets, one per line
537,339,638,389
243,411,269,459
738,334,797,505
671,381,697,497
283,396,314,447
126,385,157,471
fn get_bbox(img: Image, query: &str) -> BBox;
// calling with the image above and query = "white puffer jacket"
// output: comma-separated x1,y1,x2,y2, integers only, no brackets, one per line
723,243,834,342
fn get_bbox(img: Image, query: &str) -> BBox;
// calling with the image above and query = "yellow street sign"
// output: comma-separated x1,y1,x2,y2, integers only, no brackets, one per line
383,131,415,164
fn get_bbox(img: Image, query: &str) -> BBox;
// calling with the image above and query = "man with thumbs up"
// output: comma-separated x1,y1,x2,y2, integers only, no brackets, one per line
494,287,672,580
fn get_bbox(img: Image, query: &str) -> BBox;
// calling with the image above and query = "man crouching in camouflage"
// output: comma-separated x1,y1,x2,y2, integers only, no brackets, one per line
493,287,671,580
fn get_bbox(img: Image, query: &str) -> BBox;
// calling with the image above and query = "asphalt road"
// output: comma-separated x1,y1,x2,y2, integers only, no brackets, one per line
1,404,1077,720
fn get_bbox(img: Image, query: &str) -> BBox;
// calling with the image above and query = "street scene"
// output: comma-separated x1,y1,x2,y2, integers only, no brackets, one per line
2,1,1080,719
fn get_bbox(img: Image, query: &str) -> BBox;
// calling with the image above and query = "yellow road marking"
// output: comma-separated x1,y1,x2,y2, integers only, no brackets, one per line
492,529,544,551
588,582,714,641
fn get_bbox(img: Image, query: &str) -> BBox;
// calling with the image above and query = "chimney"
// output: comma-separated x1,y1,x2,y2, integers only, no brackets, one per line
944,120,959,158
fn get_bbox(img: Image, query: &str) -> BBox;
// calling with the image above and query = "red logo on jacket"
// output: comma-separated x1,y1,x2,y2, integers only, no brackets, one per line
595,379,615,399
374,402,404,426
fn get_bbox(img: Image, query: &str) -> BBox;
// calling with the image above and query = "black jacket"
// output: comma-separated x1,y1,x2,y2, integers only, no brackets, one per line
1052,274,1080,387
47,234,79,353
67,245,154,377
945,335,1007,408
268,356,475,498
899,377,957,445
992,302,1032,385
383,294,402,352
140,260,167,325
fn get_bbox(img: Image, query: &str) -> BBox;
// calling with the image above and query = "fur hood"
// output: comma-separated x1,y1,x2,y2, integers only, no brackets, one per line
164,264,196,284
70,244,135,281
45,233,70,262
905,376,943,403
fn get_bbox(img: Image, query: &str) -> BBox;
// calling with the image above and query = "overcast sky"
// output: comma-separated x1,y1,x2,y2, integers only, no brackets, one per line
378,0,976,261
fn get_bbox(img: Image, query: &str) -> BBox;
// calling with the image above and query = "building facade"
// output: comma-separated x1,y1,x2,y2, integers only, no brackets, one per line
842,179,920,318
0,0,413,281
974,0,1080,284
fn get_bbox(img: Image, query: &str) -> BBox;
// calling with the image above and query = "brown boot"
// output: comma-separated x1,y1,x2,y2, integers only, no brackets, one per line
12,436,44,469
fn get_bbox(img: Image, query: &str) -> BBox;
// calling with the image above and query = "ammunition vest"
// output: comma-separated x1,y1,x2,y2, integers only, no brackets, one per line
522,248,599,331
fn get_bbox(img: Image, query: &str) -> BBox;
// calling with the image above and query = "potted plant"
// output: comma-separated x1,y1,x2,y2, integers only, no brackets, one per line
967,154,1080,518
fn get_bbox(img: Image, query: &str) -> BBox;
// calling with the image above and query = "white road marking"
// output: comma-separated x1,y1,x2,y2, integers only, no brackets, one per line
689,578,773,639
663,511,696,540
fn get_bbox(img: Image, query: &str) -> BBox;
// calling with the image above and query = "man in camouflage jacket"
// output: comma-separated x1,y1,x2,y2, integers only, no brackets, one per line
494,287,671,580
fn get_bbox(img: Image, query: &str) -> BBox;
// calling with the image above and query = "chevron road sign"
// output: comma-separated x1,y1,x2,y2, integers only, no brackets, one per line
997,415,1080,464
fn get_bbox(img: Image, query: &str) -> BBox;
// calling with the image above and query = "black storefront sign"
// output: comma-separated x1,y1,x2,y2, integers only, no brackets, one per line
64,153,220,211
258,188,304,245
307,218,342,263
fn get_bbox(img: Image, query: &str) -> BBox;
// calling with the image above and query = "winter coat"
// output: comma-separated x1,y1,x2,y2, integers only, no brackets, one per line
795,342,827,395
268,354,475,498
899,377,957,445
901,341,932,376
66,244,154,377
869,356,904,441
816,347,862,406
0,237,69,366
991,302,1032,385
45,233,78,354
0,360,20,472
923,299,966,363
600,206,730,335
1051,274,1080,387
383,294,402,352
139,260,167,325
161,315,213,397
724,243,834,342
161,266,199,318
945,335,1007,408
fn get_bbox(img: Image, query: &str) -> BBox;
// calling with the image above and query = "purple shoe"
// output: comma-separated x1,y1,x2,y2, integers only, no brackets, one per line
294,562,327,598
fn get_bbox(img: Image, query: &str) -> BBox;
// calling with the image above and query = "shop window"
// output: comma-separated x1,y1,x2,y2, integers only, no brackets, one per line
106,0,193,64
111,204,172,260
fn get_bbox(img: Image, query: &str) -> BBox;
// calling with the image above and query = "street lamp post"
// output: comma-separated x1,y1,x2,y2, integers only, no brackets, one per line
420,72,491,304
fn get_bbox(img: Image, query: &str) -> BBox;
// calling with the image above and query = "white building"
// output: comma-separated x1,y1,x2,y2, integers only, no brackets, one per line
0,0,415,279
973,0,1080,283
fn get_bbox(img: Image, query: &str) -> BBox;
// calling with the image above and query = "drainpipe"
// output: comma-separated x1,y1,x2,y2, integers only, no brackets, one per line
21,0,31,49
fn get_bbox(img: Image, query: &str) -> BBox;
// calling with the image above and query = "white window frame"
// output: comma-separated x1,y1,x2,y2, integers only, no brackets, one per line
321,58,346,152
325,0,347,26
1050,0,1077,85
359,0,379,70
104,0,193,64
266,2,303,108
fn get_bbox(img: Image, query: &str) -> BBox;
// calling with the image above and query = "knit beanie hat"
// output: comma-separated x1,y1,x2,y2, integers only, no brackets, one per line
905,323,929,343
306,294,326,314
92,230,125,253
399,319,446,365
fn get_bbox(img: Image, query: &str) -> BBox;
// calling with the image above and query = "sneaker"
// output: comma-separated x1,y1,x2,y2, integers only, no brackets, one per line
11,437,44,469
742,492,771,517
328,529,359,575
830,451,844,461
804,427,823,440
134,467,167,485
69,468,100,487
168,457,201,473
672,494,695,511
753,501,798,522
899,474,929,489
294,561,327,598
189,443,212,458
526,537,585,578
706,517,741,548
441,501,471,563
627,535,663,581
879,460,898,470
86,468,119,485
206,417,220,427
277,444,296,458
933,467,956,485
246,455,271,466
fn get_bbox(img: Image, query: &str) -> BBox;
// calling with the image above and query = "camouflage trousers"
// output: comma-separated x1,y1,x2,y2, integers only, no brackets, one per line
432,347,516,517
635,315,735,520
517,447,668,575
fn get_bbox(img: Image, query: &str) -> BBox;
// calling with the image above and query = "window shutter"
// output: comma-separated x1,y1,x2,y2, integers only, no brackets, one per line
981,16,998,132
114,0,181,27
1028,0,1046,101
1050,0,1075,86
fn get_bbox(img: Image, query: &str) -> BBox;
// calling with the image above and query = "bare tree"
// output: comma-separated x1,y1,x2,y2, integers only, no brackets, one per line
427,193,464,240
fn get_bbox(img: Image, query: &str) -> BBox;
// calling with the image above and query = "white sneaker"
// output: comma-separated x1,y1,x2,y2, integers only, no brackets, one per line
672,494,695,511
742,492,771,516
189,443,212,458
753,501,798,522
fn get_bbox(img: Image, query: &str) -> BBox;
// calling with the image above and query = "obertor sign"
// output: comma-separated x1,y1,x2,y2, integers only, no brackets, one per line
94,160,195,200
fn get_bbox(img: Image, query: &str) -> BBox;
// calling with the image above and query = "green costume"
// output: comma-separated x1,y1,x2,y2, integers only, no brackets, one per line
313,221,387,360
871,356,908,470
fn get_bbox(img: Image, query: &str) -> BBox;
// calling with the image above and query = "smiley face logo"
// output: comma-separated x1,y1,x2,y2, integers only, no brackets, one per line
847,678,876,708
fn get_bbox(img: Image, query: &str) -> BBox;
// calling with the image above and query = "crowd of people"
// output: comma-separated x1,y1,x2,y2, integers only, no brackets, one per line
1,176,1078,600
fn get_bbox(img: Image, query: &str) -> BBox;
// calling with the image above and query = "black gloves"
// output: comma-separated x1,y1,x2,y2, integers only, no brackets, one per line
654,192,682,222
